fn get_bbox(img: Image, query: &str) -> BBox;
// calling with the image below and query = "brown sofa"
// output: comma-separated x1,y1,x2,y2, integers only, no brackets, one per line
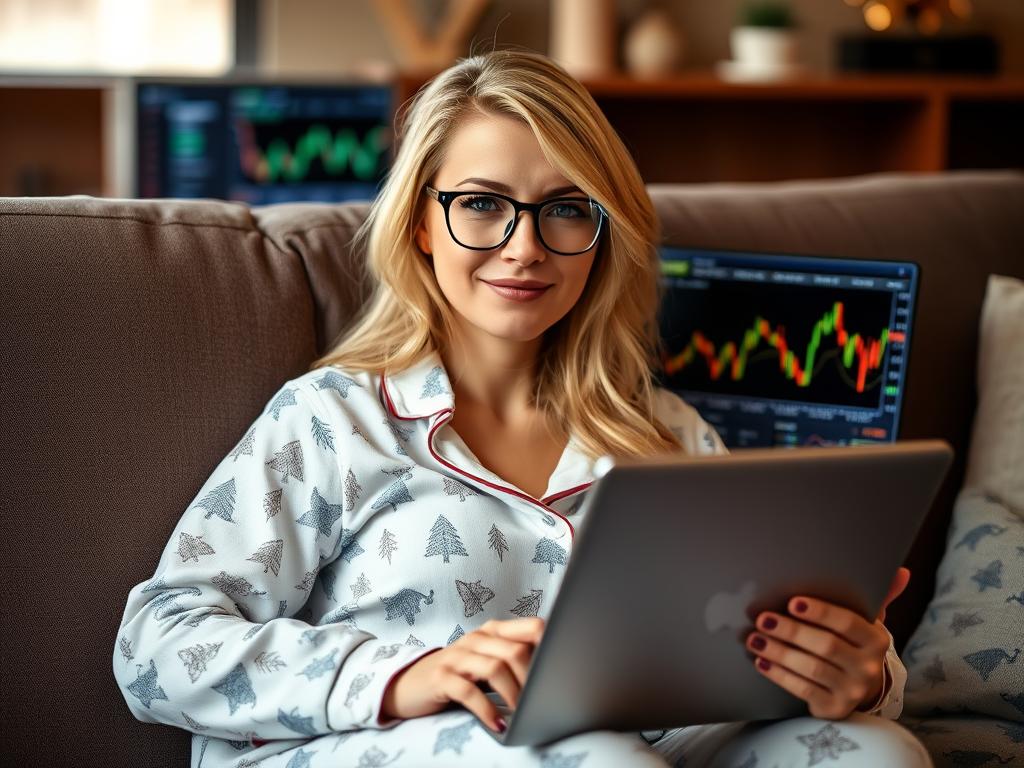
2,170,1022,767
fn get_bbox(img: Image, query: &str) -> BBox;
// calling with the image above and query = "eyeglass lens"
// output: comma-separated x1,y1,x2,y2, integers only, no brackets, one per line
448,194,601,253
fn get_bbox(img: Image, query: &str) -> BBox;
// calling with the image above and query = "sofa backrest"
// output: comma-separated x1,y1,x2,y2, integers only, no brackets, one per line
2,170,1021,767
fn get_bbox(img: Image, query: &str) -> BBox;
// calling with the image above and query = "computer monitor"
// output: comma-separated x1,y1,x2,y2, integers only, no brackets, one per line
657,247,919,449
132,79,394,204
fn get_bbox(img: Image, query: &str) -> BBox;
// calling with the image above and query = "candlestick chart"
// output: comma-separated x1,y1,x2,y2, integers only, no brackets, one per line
659,282,897,410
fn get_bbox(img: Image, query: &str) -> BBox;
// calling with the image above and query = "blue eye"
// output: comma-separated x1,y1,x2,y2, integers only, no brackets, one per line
547,202,587,218
458,195,501,213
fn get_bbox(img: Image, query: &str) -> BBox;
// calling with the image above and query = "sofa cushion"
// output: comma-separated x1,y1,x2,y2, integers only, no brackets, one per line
963,274,1024,513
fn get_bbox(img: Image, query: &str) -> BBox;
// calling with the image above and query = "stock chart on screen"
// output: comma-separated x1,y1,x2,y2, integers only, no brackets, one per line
657,248,919,449
135,80,393,204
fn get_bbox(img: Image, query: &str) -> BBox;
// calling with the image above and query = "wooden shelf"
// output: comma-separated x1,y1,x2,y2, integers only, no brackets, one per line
399,71,1024,183
579,71,1024,98
1,72,1021,197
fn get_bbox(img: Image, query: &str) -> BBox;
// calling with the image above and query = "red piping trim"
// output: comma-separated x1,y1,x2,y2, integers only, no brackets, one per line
379,372,578,540
542,482,592,505
379,375,447,421
425,412,575,541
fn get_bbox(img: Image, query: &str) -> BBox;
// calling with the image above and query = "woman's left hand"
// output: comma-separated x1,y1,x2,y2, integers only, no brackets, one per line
746,566,911,720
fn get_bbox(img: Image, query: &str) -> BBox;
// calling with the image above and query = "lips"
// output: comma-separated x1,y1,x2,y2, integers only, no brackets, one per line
482,279,553,289
482,278,552,303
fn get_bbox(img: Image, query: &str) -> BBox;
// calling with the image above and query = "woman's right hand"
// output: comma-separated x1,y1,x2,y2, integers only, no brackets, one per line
379,616,545,733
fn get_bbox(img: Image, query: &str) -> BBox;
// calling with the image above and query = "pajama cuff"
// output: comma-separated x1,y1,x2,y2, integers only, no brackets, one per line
856,629,903,718
326,639,444,731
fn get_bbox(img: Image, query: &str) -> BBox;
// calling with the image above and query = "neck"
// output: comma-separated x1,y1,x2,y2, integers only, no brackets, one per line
441,320,544,424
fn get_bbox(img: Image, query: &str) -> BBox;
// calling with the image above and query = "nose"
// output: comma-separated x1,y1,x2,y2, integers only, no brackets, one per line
500,211,547,266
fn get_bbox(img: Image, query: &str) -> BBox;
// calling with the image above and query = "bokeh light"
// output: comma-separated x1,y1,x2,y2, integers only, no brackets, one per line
864,2,894,31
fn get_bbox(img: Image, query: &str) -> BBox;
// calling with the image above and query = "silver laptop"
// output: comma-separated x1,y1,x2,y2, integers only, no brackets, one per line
477,440,952,747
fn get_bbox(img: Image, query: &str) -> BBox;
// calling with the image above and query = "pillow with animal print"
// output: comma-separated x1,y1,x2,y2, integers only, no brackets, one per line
901,488,1024,722
899,715,1023,768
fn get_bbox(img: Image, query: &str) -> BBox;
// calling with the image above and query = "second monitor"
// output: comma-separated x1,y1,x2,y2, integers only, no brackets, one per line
134,79,395,204
657,247,919,449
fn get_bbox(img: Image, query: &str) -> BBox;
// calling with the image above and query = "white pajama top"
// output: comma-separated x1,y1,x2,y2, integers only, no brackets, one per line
113,350,906,766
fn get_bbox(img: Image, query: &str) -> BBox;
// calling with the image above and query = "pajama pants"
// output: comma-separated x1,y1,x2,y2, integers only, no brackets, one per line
197,709,933,767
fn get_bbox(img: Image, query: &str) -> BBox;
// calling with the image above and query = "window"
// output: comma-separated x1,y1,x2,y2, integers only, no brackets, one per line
0,0,232,74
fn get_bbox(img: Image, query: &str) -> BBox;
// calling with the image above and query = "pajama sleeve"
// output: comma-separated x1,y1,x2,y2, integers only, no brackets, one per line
112,378,440,741
654,388,729,457
857,628,907,719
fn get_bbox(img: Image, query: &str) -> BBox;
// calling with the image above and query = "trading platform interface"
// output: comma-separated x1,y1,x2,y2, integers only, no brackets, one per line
136,82,393,204
657,248,919,448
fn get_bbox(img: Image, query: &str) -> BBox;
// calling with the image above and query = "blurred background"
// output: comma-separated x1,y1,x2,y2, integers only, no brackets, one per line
0,0,1021,200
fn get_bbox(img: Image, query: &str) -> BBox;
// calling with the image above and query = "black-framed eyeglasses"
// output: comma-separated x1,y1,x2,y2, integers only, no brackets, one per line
423,186,608,256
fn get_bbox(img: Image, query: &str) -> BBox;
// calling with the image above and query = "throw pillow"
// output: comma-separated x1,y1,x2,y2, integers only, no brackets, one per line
900,715,1023,768
901,488,1024,722
963,274,1024,513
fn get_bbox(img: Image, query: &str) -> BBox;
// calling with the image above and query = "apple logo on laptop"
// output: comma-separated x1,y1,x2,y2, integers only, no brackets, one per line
705,580,757,633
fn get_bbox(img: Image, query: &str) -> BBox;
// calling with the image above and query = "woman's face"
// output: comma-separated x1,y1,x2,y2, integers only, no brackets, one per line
416,112,599,345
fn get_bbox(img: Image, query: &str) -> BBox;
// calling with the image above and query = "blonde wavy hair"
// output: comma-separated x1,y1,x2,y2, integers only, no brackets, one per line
309,49,682,459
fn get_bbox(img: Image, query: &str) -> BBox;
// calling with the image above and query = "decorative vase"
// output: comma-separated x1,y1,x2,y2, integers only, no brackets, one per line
624,5,685,79
549,0,617,79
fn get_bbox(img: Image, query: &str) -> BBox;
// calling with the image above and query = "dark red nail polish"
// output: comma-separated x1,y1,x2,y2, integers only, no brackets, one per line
762,616,778,630
495,717,507,733
758,658,772,671
794,600,808,613
750,635,766,651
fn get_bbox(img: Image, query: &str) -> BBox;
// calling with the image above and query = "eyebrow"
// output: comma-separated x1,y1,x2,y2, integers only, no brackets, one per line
455,177,584,198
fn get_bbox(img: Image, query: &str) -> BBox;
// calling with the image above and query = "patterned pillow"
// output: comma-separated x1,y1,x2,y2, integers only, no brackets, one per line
901,489,1024,722
900,715,1024,768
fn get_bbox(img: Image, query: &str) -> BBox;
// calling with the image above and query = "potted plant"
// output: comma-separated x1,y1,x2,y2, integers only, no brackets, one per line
727,1,802,79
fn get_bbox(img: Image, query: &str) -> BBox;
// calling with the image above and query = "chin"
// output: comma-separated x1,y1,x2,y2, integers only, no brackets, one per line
489,325,549,343
474,317,552,343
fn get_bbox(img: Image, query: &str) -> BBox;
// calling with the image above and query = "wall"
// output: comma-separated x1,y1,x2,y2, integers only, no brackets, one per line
259,0,1024,77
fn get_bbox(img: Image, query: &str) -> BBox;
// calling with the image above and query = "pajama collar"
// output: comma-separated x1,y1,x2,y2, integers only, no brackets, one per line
380,350,597,511
380,351,457,420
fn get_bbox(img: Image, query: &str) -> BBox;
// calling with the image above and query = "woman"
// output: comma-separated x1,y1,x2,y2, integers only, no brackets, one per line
113,50,930,767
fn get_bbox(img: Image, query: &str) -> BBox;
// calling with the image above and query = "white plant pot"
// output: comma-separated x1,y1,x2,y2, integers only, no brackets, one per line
730,26,799,69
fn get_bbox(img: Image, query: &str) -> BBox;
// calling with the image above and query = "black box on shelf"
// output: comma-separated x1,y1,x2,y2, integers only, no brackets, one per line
837,34,1000,75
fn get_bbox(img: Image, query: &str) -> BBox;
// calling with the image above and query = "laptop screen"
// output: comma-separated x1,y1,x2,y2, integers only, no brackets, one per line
656,247,919,449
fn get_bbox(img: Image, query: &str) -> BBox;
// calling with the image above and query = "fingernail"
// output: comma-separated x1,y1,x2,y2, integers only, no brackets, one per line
761,616,778,630
794,600,808,614
758,658,772,671
750,635,766,651
495,717,507,733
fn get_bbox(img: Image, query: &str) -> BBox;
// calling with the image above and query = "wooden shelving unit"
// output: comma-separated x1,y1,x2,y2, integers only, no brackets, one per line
1,72,1021,197
398,71,1024,183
